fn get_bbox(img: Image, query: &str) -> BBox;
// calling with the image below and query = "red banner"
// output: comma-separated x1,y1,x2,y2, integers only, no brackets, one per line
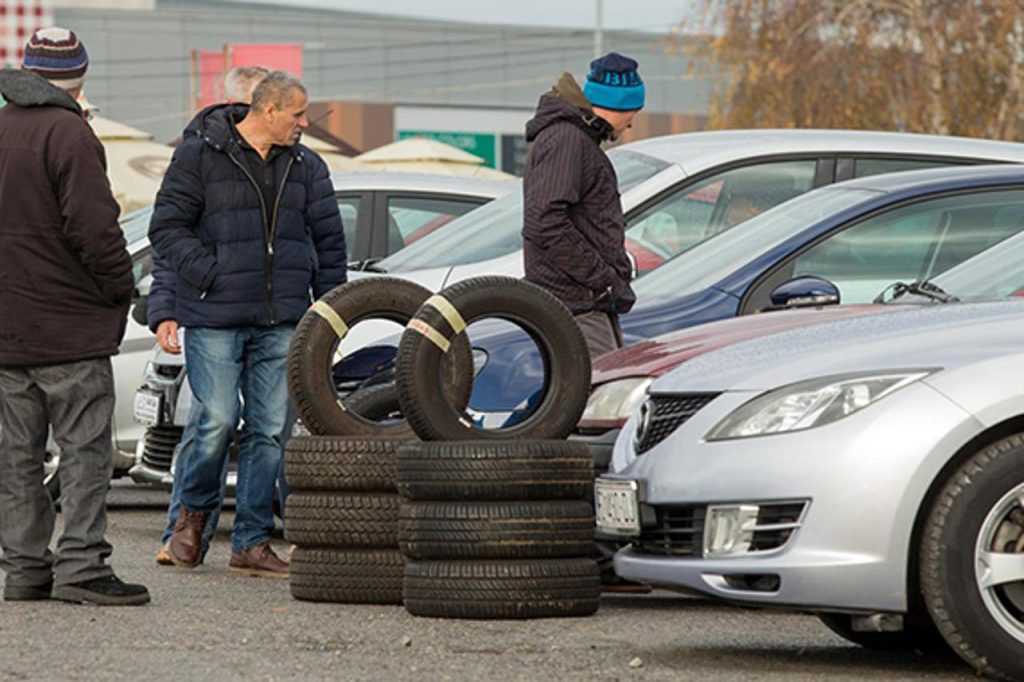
231,43,302,77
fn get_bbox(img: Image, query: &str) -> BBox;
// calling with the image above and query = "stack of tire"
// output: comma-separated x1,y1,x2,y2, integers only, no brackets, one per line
283,278,475,605
393,276,601,619
283,436,404,605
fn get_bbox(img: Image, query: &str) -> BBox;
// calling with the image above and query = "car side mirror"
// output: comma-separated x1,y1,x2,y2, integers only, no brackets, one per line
626,251,638,280
770,276,840,309
131,294,149,326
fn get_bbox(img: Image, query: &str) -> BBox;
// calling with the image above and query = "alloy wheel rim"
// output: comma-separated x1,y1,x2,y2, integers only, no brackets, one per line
974,482,1024,643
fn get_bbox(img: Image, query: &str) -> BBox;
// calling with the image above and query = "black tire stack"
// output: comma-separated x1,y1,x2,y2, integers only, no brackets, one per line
284,436,405,604
393,277,601,619
397,440,599,619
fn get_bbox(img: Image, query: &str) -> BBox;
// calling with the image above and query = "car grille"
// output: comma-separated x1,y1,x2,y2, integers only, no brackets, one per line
636,505,705,556
635,501,807,557
636,393,719,454
141,425,183,472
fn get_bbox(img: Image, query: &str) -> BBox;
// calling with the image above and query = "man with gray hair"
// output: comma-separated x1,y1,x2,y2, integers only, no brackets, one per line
149,70,347,577
223,65,269,103
0,27,150,605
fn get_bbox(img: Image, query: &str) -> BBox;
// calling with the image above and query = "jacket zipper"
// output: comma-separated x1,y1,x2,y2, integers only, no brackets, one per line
267,155,297,326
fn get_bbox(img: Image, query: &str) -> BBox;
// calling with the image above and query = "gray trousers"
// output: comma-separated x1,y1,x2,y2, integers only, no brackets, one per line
0,358,115,587
574,311,624,360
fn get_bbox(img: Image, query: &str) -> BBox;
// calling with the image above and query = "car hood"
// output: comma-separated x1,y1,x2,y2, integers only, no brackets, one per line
348,265,453,292
651,300,1024,393
592,305,886,384
445,252,524,285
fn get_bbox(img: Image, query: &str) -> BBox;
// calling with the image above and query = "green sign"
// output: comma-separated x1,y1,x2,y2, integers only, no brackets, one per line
397,130,497,168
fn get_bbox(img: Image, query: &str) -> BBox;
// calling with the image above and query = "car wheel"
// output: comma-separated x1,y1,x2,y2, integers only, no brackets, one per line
403,558,600,619
287,278,473,438
396,440,593,501
284,492,399,548
289,547,403,605
341,383,402,423
399,499,595,560
284,436,402,493
920,433,1024,680
44,450,60,501
395,276,590,441
817,612,948,652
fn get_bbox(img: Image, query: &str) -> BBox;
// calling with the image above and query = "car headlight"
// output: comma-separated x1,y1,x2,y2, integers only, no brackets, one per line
705,370,935,441
579,377,654,427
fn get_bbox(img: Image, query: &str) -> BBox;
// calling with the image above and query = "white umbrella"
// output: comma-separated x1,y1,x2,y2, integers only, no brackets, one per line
355,137,515,180
89,115,173,214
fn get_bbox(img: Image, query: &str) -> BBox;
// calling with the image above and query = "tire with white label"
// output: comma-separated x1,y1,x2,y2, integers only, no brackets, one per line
394,276,590,441
403,558,600,619
287,278,474,438
396,440,593,501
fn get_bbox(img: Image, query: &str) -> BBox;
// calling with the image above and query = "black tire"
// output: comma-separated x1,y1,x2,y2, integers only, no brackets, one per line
817,612,948,652
289,547,403,604
285,492,399,548
396,440,593,501
403,558,600,619
920,434,1024,680
394,276,590,441
284,436,402,493
399,500,595,560
343,383,401,422
287,278,474,438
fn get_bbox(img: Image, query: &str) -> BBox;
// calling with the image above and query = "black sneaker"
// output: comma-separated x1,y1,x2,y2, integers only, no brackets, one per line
51,575,150,606
4,579,52,602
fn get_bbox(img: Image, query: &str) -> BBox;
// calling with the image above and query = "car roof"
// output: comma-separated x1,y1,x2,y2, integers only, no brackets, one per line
328,171,516,198
824,163,1024,195
622,129,1024,174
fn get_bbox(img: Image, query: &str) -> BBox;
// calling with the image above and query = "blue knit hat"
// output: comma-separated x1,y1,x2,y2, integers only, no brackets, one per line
583,52,645,112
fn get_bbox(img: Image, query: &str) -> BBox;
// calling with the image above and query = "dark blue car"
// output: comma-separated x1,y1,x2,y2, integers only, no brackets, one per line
462,165,1024,421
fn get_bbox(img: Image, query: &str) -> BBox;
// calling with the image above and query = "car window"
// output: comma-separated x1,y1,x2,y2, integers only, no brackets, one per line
337,196,360,254
931,228,1024,300
854,158,957,178
121,205,152,246
624,160,817,274
384,195,486,254
793,188,1024,302
632,186,880,303
378,149,667,272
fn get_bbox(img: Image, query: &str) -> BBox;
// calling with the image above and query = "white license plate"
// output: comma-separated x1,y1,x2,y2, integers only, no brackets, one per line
132,389,162,426
595,478,641,536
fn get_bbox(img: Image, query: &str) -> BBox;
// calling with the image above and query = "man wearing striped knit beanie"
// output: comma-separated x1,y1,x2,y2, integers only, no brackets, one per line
0,28,151,606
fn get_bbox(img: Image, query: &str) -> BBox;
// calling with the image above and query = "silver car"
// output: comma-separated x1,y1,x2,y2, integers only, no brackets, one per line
599,300,1024,679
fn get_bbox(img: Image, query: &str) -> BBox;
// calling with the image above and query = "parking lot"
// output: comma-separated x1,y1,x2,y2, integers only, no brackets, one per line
0,481,975,681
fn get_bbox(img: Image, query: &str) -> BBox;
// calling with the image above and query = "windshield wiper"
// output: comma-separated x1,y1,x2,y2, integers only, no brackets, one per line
348,258,388,273
873,280,959,304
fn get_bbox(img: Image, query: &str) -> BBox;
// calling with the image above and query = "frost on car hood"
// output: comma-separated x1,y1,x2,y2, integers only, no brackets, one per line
651,300,1024,393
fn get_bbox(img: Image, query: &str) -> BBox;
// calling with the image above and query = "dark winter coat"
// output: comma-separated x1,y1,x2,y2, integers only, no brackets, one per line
521,72,635,316
147,103,346,332
0,69,133,366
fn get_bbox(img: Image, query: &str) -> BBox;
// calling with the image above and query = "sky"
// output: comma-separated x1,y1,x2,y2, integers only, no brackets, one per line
226,0,691,33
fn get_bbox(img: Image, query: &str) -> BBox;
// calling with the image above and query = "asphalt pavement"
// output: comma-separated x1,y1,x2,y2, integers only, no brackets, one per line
0,481,977,681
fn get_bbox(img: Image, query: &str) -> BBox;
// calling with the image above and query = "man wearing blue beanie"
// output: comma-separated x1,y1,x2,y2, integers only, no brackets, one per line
521,52,645,360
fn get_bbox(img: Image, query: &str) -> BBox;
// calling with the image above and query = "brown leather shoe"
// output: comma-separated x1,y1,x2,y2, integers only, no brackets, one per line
228,543,289,579
168,505,209,569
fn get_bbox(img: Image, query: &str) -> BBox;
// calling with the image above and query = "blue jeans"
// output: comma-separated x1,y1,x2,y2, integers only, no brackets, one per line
160,411,227,555
177,325,294,553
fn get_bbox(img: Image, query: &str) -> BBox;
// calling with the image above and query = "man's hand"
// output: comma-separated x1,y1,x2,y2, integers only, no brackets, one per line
156,320,181,354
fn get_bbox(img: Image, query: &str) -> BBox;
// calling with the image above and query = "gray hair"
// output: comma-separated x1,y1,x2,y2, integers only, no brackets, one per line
250,71,307,112
223,65,269,103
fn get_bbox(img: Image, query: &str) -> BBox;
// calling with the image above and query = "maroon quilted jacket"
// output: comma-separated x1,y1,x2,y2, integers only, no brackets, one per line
521,72,635,315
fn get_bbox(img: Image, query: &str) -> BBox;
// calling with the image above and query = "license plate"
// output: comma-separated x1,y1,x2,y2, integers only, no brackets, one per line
595,478,641,536
132,389,162,426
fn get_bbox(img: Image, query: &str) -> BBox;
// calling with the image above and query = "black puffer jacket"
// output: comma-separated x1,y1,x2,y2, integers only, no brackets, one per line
521,72,635,315
0,70,132,366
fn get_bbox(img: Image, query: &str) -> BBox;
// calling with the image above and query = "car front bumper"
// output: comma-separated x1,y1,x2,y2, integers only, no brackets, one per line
610,381,982,614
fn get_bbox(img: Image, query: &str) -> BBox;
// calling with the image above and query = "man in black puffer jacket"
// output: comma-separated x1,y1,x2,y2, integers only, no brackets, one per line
522,52,645,359
149,71,346,577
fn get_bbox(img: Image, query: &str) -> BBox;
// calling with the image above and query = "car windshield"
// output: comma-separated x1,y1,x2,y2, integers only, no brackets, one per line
632,187,882,303
377,149,670,272
121,205,152,247
926,228,1024,300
